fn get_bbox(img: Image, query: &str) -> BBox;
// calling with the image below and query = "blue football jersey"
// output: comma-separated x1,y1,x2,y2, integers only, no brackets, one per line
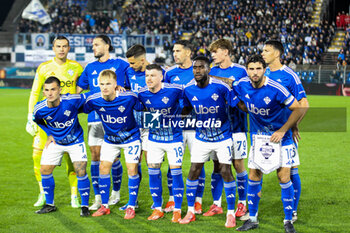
209,63,248,133
83,91,141,144
138,83,183,143
125,66,166,128
183,78,239,142
265,65,307,101
164,65,194,86
33,94,86,145
77,57,129,123
233,77,296,146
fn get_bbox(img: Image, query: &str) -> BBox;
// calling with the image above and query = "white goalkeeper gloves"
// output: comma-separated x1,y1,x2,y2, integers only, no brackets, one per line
26,113,37,136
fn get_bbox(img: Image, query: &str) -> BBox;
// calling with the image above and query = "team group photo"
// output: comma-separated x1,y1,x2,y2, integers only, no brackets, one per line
0,0,349,232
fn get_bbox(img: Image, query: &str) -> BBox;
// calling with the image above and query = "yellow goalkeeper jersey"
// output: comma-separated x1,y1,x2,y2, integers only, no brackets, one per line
28,58,83,113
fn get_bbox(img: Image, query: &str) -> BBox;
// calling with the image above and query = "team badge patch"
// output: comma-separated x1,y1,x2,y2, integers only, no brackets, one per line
211,93,219,101
64,110,71,116
263,96,271,105
118,105,125,113
162,96,169,104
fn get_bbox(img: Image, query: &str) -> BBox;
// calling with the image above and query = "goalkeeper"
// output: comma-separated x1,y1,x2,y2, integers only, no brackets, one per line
26,36,83,208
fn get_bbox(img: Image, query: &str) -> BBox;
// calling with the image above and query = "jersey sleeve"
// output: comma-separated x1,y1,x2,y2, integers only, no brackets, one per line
288,78,307,101
82,96,94,114
116,58,130,87
33,109,51,136
28,66,45,114
125,71,131,89
133,96,145,111
77,65,90,90
164,69,171,83
228,89,239,107
276,87,295,108
232,81,242,100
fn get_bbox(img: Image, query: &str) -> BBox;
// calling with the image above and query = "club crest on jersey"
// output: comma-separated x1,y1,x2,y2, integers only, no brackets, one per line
211,93,219,101
145,99,151,105
118,105,125,113
174,76,180,81
131,75,136,80
46,116,52,120
263,96,271,105
67,69,74,76
162,96,169,104
92,70,97,75
64,110,71,117
110,67,116,72
99,107,106,112
192,96,198,101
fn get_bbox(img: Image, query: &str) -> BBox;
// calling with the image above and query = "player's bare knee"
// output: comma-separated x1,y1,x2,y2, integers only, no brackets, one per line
219,164,234,182
277,167,291,183
99,161,112,175
89,146,101,161
233,159,245,173
248,169,262,181
188,163,203,180
73,161,87,177
126,163,138,176
40,165,54,175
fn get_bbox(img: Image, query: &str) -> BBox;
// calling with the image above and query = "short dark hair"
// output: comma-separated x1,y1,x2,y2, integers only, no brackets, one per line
95,35,114,51
45,76,61,86
246,54,267,68
52,36,69,46
145,64,163,73
126,44,146,58
174,40,193,50
265,40,284,57
193,56,210,67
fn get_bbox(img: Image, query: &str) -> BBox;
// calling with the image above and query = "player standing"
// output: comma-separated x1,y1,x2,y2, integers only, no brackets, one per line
76,35,129,210
83,70,142,219
262,40,309,222
138,64,184,222
33,77,90,217
179,56,239,228
234,55,301,233
26,36,82,208
163,40,205,214
205,38,249,218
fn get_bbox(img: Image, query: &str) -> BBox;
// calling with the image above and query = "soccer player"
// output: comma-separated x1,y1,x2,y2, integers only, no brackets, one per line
120,45,166,211
76,35,129,210
262,40,309,223
33,76,90,217
164,40,205,214
138,64,184,223
83,70,142,219
26,36,83,208
179,56,239,228
234,55,301,233
205,38,249,218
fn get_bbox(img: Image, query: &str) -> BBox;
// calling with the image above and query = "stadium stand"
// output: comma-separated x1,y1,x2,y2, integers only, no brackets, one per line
17,0,336,66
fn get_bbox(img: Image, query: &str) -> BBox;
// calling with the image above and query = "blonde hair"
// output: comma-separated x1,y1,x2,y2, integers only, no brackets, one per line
98,69,117,82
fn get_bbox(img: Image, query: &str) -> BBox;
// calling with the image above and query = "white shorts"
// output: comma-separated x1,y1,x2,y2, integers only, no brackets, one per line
41,142,87,166
248,144,293,169
191,138,233,165
183,130,196,152
291,143,300,167
232,132,248,159
100,140,141,164
88,122,104,146
140,128,149,152
147,141,184,166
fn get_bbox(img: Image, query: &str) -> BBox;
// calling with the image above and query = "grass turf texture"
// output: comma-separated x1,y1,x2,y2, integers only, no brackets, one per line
0,89,349,233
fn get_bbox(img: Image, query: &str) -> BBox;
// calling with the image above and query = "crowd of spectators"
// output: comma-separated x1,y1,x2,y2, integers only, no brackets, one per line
17,0,336,66
336,12,350,30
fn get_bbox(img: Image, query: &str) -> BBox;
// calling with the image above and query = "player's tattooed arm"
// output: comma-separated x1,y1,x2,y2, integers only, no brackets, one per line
73,161,87,176
209,75,234,86
148,163,161,168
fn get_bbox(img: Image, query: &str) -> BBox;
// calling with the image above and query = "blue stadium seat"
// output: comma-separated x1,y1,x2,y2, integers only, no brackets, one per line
309,71,315,78
306,76,313,83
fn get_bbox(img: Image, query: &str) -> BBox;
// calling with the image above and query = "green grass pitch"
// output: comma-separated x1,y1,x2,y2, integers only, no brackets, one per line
0,89,349,233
